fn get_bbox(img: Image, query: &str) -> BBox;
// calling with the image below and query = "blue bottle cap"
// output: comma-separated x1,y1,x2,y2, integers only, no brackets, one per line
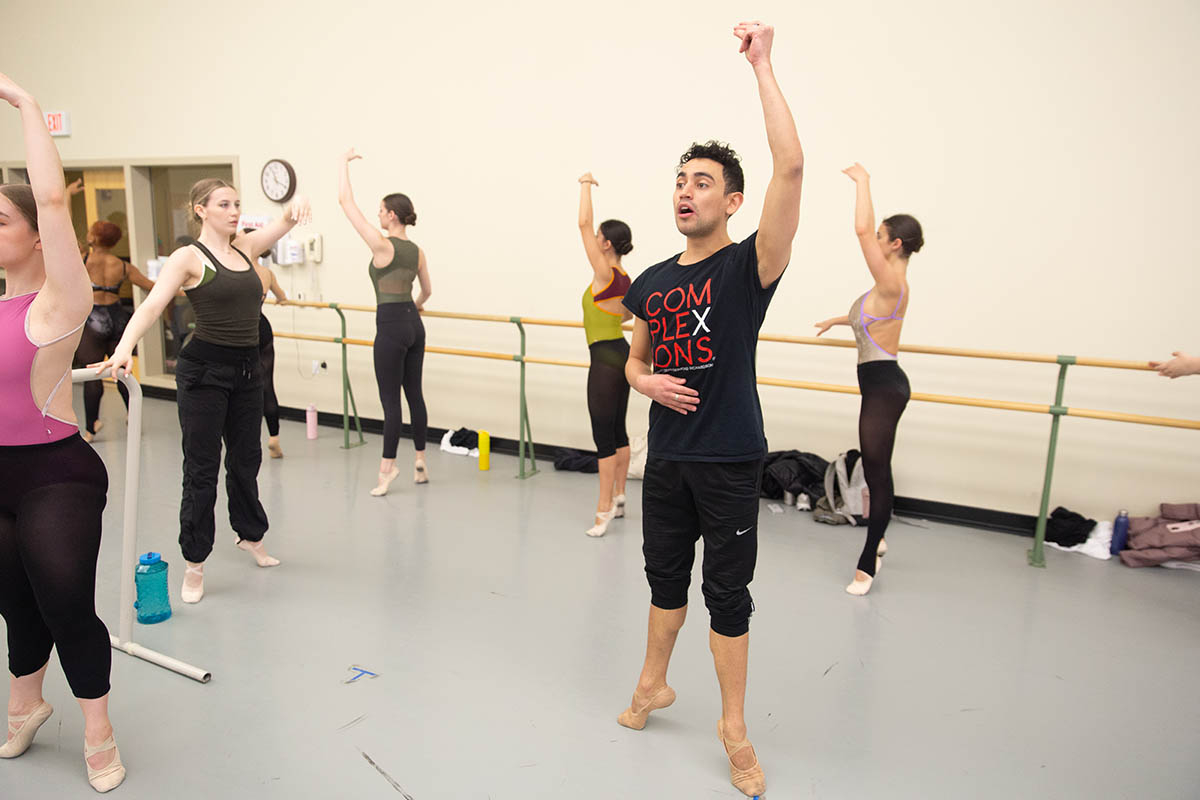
139,552,162,566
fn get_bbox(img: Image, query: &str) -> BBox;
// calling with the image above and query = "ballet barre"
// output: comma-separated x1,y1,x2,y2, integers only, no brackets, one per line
71,369,212,684
264,300,1195,569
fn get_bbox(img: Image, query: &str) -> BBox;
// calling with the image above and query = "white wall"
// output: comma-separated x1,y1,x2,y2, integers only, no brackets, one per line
3,0,1198,519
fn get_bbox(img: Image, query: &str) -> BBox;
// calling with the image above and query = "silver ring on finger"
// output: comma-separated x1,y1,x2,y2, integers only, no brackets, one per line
673,392,678,401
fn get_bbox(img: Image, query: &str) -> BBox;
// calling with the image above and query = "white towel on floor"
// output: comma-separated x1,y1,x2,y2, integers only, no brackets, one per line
1160,560,1200,572
1046,520,1113,560
439,430,479,458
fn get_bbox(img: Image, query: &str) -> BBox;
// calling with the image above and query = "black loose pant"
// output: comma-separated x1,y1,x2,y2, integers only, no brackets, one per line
175,340,269,564
0,435,112,699
259,314,280,437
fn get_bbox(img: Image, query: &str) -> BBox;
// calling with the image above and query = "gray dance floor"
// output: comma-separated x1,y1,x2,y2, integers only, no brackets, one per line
2,393,1197,799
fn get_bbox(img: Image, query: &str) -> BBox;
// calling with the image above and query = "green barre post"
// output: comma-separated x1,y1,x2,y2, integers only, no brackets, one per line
332,304,366,450
512,318,538,479
1029,356,1075,567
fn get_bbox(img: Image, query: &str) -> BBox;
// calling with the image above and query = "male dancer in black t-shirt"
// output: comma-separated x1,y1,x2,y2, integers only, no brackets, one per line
617,21,803,798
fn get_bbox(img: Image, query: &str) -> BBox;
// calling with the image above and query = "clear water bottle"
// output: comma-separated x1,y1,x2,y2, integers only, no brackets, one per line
134,552,172,624
1110,510,1130,555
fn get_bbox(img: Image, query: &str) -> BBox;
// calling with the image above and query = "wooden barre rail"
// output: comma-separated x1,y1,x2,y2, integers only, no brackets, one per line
271,331,1197,430
267,300,1154,371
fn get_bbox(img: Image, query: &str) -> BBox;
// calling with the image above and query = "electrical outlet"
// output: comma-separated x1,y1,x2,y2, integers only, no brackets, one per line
311,360,320,376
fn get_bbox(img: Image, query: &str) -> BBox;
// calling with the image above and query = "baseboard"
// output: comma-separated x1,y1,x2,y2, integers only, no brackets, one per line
138,389,1037,535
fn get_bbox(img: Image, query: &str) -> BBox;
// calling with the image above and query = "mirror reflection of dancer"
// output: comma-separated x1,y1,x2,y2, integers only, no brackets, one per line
75,220,156,442
815,164,922,596
616,22,803,798
576,172,634,537
0,72,125,792
337,149,432,496
94,182,310,604
241,228,289,459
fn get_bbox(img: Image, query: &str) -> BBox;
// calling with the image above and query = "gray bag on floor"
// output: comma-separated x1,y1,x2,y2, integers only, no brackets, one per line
817,449,868,526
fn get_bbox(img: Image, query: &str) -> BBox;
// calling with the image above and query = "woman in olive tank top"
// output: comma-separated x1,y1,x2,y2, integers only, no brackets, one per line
577,173,634,537
95,179,311,605
338,148,433,497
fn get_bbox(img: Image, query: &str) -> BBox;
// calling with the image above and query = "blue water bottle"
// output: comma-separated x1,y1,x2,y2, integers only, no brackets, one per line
1110,510,1130,555
134,552,172,624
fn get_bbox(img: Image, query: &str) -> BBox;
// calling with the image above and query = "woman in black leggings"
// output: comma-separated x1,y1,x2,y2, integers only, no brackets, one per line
0,73,125,791
815,163,922,595
74,220,156,441
338,149,432,496
577,172,633,536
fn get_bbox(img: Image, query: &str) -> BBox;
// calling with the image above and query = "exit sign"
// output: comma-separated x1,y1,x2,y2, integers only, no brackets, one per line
44,111,71,137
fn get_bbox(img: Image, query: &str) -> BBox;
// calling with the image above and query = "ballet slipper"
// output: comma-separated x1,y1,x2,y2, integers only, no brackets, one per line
181,563,204,603
846,560,882,596
370,468,401,496
586,506,617,537
718,720,766,797
236,538,280,567
878,539,888,557
613,493,627,518
84,734,126,793
267,436,283,459
616,685,675,730
0,701,53,758
414,460,429,484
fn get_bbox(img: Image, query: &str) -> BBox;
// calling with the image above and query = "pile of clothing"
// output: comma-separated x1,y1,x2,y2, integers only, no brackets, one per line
1120,503,1200,568
760,451,829,503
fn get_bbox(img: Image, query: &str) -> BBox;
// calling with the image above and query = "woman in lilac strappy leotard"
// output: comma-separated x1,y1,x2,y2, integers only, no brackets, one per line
0,73,126,791
814,162,923,596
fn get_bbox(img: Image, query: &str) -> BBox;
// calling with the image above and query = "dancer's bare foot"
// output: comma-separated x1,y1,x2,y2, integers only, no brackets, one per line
236,538,280,567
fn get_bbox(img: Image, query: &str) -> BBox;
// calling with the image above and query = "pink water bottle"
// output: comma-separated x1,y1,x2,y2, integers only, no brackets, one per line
306,404,318,439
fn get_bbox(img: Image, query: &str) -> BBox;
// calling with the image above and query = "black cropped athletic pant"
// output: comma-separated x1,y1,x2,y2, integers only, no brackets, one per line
587,338,631,459
374,302,427,459
259,314,280,437
856,361,910,576
175,339,269,564
642,458,762,638
0,435,111,699
74,303,131,434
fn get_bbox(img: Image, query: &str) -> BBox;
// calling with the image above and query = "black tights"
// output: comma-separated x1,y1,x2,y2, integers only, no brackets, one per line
856,361,910,577
374,302,427,459
259,315,279,437
0,436,111,699
74,304,130,434
587,338,630,458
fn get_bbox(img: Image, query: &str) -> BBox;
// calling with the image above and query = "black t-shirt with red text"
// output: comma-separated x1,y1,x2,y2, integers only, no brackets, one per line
623,232,779,462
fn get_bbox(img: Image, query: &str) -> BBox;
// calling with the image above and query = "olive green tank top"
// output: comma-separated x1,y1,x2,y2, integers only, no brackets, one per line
185,241,263,348
582,286,626,347
370,238,419,304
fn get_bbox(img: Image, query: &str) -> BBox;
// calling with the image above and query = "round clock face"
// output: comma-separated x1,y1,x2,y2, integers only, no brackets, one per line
261,159,295,203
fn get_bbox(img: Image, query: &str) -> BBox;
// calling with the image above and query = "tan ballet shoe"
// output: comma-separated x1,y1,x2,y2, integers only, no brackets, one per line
370,468,401,496
236,538,280,567
85,734,126,793
878,539,888,557
718,720,766,797
0,701,53,758
181,564,204,604
414,461,429,484
616,685,676,730
267,436,283,459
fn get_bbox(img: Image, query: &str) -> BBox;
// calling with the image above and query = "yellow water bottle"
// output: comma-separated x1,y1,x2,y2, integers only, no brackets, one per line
478,430,490,471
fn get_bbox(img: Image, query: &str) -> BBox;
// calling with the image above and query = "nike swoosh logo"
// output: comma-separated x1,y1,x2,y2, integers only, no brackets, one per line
736,527,753,536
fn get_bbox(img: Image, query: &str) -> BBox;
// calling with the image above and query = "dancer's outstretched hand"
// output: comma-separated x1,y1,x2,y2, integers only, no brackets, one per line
1149,351,1199,378
578,172,598,186
842,163,870,183
91,349,134,381
638,373,700,415
0,72,32,109
286,195,312,225
814,319,837,336
734,21,774,66
342,148,362,163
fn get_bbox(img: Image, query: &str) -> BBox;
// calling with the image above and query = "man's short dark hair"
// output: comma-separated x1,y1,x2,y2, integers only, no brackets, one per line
678,140,744,195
